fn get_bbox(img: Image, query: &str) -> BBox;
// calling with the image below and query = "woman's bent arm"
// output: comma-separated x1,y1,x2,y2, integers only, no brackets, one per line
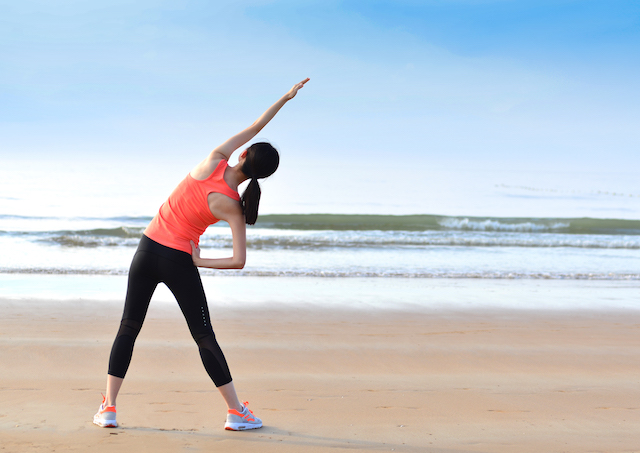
190,198,247,269
191,240,246,269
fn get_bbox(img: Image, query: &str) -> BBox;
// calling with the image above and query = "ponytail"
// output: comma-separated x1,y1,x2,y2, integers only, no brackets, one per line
241,178,261,225
240,142,279,225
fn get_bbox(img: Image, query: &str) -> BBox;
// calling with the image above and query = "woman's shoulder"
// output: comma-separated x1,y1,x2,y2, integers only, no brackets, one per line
190,157,228,181
208,191,243,215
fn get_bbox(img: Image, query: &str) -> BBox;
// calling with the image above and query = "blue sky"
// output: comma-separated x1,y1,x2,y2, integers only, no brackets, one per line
2,1,640,215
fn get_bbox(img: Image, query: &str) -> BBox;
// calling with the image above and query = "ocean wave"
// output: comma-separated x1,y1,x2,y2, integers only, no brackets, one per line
242,234,640,250
3,214,640,254
209,270,640,280
1,266,638,280
255,214,640,235
40,227,145,247
7,229,640,250
3,213,640,235
437,218,569,232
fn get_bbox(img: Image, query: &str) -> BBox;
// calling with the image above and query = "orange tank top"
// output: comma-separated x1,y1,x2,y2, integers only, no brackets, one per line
144,160,240,254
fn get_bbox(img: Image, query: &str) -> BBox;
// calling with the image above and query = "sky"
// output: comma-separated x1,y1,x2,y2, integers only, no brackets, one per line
1,0,640,216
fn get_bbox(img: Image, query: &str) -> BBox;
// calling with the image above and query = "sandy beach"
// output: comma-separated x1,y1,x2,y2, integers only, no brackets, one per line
1,284,640,453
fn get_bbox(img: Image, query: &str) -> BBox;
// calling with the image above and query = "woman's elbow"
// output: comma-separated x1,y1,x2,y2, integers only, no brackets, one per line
232,258,246,269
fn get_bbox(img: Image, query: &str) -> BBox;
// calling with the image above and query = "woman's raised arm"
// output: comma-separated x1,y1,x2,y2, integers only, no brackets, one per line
212,78,309,161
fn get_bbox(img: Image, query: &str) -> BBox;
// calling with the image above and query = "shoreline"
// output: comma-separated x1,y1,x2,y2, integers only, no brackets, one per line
1,276,639,311
2,291,640,452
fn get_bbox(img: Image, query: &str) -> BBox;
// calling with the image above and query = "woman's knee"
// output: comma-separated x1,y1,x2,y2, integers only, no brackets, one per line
116,318,143,340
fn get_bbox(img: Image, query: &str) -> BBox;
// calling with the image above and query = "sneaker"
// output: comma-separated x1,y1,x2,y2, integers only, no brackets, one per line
93,394,118,428
225,401,262,431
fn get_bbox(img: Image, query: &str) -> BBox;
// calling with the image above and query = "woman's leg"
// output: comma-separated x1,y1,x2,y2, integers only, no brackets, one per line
105,245,160,405
216,381,243,412
105,375,124,407
163,262,243,411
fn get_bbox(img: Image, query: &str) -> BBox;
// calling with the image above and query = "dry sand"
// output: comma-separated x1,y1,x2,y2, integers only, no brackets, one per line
1,296,640,452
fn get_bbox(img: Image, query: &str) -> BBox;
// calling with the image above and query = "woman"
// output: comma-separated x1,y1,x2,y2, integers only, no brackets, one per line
93,78,310,431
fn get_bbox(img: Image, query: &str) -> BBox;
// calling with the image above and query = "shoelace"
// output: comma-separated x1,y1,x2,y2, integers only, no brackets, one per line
242,401,254,415
99,393,116,412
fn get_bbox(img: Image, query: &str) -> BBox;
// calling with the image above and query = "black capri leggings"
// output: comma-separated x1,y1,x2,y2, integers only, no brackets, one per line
108,235,232,387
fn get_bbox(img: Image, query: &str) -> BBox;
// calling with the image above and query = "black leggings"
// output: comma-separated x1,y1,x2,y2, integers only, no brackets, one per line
108,235,232,387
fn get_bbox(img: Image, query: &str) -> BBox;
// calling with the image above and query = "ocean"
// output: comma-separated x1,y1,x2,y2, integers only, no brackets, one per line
1,159,639,309
2,213,640,279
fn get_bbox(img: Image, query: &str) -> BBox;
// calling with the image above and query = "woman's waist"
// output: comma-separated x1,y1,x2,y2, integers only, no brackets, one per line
138,234,193,261
144,213,204,254
143,228,195,256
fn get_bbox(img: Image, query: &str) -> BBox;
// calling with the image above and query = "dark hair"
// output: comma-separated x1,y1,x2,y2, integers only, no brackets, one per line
240,142,279,225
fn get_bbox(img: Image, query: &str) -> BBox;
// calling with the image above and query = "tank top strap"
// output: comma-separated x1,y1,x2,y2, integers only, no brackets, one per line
202,159,240,201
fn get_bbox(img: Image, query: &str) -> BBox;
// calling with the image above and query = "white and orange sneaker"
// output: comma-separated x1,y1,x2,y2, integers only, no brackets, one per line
224,401,262,431
93,394,118,428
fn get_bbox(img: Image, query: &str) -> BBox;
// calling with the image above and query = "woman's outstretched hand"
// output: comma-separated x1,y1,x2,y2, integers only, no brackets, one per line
285,78,310,100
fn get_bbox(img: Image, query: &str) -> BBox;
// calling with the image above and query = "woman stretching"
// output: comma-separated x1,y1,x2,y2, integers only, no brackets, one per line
93,78,310,431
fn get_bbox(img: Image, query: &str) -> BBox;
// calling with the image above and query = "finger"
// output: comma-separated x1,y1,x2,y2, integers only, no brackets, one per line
292,78,309,91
